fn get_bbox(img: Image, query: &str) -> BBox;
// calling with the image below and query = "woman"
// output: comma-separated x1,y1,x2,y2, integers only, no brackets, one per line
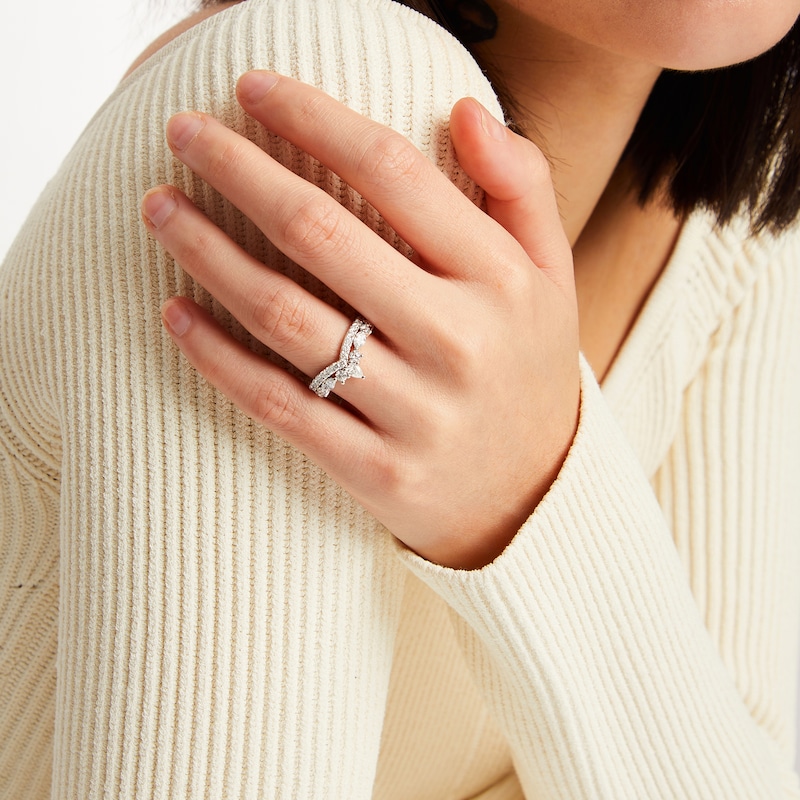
2,0,799,796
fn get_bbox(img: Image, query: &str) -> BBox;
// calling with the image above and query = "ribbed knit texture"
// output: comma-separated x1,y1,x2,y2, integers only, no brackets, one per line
1,0,799,797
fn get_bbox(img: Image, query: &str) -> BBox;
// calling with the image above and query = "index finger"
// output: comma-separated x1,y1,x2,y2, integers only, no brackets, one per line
235,71,522,279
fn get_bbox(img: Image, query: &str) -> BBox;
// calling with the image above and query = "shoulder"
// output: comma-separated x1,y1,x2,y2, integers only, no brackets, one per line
83,0,502,219
4,0,502,349
115,0,502,143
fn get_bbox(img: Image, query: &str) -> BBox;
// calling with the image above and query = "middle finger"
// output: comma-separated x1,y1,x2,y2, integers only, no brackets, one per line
166,111,433,344
234,71,517,278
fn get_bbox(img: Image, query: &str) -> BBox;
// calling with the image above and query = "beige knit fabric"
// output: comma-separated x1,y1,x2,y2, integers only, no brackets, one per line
1,0,799,797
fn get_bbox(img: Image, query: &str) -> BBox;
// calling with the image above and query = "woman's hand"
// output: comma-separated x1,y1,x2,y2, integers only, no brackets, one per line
141,71,580,570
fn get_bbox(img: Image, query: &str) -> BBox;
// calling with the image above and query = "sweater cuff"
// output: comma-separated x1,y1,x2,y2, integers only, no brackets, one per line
394,353,667,583
393,352,696,626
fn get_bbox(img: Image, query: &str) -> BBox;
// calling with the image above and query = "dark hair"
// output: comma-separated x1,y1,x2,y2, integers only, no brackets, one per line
626,31,800,233
395,0,800,234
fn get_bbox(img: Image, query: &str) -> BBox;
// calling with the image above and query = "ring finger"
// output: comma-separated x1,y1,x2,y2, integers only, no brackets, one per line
141,184,415,427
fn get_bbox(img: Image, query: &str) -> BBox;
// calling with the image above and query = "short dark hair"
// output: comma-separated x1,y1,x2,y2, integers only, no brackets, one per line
627,27,800,233
395,0,800,234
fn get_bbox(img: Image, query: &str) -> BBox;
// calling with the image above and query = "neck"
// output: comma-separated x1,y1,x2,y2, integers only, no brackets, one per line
474,2,662,245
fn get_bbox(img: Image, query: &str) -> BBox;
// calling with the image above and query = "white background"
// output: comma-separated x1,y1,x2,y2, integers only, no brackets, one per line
2,0,800,778
0,0,192,262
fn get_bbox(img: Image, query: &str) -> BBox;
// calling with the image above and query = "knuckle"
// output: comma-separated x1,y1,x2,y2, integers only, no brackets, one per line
360,131,424,190
449,336,486,379
429,312,473,357
175,226,221,271
281,193,352,262
367,444,410,495
178,227,214,263
205,139,247,182
250,282,316,349
251,379,303,432
494,255,537,297
202,351,229,389
294,91,330,129
367,440,445,508
428,320,488,382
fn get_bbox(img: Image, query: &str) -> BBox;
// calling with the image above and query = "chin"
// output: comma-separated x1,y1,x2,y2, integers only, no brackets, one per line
646,2,800,71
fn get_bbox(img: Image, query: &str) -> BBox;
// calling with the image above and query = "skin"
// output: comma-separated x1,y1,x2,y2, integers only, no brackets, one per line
140,0,800,569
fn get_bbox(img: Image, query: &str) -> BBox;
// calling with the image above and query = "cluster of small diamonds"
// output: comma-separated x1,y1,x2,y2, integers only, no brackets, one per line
309,318,373,398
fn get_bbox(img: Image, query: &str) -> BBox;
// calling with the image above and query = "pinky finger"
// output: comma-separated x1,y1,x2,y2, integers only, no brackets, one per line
161,296,373,474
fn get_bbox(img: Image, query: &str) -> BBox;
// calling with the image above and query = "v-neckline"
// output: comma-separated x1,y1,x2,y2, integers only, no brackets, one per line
599,212,713,409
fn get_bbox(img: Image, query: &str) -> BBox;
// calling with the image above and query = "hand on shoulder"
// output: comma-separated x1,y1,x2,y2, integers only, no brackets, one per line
142,72,581,570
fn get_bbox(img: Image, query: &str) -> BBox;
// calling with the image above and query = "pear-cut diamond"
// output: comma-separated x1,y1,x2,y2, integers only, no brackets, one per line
309,318,373,397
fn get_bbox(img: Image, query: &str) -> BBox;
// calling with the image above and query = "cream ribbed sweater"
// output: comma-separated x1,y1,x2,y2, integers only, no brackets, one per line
1,0,799,797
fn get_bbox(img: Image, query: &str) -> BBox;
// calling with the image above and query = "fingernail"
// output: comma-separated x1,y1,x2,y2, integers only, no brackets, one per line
478,103,507,141
162,300,191,337
237,71,279,104
142,189,177,229
168,112,205,151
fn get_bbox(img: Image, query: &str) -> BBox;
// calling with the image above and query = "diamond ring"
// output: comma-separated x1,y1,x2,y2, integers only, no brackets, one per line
309,317,373,398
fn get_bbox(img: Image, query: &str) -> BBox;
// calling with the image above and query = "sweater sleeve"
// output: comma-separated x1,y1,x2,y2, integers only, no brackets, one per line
0,1,505,798
397,235,800,797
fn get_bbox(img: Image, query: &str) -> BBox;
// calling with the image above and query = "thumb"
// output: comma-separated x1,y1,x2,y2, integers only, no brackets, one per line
450,97,572,281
